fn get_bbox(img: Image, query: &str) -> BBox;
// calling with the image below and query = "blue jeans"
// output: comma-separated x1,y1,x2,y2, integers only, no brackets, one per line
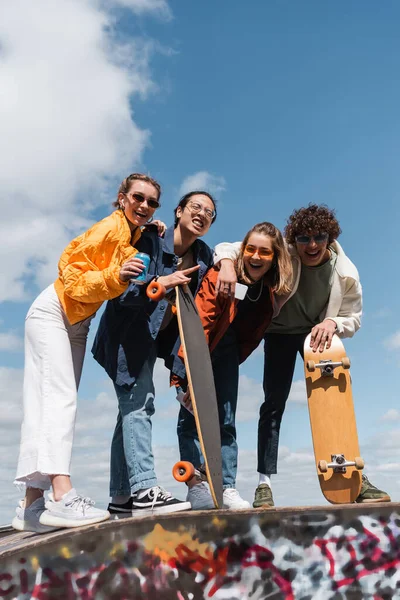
109,343,158,496
259,333,306,474
177,327,239,489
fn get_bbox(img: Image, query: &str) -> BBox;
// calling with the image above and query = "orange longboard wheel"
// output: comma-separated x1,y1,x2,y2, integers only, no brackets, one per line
171,305,177,315
342,357,351,369
318,460,328,473
354,457,364,470
146,281,166,301
307,360,316,372
172,461,195,482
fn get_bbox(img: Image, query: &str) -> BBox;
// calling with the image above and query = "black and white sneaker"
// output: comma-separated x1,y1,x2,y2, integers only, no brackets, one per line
108,486,191,517
108,497,135,518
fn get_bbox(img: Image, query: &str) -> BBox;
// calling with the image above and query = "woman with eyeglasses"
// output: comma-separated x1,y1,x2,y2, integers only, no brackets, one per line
13,173,163,533
92,191,217,517
172,222,293,510
213,204,390,508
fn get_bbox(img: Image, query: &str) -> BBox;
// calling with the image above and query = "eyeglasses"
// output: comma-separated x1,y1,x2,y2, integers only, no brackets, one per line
186,201,215,221
244,245,275,258
295,233,328,245
124,192,160,210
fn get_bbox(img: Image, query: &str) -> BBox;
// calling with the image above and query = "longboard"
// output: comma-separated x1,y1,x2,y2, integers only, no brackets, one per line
174,285,224,508
304,333,364,504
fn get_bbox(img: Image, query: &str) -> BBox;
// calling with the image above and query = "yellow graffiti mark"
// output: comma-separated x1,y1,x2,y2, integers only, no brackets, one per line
110,542,126,559
143,524,211,563
31,555,39,571
211,516,228,530
59,545,71,559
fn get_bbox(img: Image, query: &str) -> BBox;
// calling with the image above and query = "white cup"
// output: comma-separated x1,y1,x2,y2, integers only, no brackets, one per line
235,282,248,300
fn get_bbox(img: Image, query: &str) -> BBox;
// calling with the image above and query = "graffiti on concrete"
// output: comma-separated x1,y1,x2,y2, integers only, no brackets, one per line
1,507,399,599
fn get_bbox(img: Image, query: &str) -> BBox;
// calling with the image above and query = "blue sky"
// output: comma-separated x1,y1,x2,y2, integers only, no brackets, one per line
1,0,399,524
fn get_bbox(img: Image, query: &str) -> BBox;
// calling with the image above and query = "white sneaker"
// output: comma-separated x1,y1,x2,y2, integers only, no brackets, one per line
187,482,215,510
223,488,251,510
12,497,59,534
39,489,110,528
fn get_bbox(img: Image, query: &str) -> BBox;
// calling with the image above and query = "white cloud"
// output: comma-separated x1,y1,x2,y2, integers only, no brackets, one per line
111,0,172,19
179,171,226,198
287,379,307,404
236,374,263,422
0,0,170,302
384,330,400,350
381,409,400,422
0,332,23,352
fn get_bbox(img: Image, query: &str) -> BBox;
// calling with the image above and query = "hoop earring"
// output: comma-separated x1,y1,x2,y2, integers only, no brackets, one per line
119,203,125,211
146,216,154,224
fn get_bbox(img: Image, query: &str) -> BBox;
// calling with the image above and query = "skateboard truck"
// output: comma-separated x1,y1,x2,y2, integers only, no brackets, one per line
306,357,351,377
318,454,364,474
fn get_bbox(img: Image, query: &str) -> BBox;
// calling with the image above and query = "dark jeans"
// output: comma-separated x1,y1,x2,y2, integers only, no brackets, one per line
177,327,239,488
258,332,307,474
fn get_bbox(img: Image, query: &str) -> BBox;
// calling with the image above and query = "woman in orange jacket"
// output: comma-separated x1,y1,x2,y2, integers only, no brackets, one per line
13,173,162,533
175,222,293,510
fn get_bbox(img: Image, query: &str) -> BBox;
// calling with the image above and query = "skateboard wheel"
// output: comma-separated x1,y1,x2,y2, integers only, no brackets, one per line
171,305,177,315
172,461,195,483
318,460,328,473
341,357,351,369
354,457,364,470
307,360,316,372
146,281,166,301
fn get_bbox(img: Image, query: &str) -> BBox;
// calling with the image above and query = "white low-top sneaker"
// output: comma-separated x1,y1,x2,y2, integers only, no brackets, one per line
223,488,251,510
39,489,110,528
186,482,215,510
12,497,59,534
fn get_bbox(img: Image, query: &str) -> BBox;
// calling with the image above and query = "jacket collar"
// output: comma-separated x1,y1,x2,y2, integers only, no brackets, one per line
162,225,175,255
162,225,208,264
115,208,141,246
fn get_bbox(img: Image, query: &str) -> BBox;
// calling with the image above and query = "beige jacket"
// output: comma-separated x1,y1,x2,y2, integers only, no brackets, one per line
213,240,362,338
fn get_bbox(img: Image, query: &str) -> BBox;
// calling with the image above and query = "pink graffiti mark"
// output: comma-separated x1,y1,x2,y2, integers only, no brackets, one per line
314,522,400,590
169,542,295,599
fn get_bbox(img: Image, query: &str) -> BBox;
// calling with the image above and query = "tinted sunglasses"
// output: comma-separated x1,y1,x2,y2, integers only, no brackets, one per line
244,244,274,258
125,192,160,209
295,233,328,244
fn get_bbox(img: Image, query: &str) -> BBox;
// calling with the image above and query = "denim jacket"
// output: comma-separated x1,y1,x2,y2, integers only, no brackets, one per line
92,225,213,387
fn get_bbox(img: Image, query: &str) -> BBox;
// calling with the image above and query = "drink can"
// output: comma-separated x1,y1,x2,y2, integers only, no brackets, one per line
131,252,150,285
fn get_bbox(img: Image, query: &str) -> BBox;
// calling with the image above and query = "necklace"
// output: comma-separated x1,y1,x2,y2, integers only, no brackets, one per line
246,279,263,302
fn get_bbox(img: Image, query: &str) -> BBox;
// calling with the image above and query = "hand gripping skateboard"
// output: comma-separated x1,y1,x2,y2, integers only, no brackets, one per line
304,333,364,504
147,281,224,508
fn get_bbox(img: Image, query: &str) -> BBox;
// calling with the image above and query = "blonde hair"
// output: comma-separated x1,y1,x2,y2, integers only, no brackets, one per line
236,222,293,295
112,173,161,208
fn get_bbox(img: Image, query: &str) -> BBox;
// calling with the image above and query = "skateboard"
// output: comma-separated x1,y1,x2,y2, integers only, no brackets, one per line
147,282,224,508
304,333,364,504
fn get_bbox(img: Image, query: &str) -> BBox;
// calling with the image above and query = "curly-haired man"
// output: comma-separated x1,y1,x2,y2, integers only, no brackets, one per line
214,204,390,508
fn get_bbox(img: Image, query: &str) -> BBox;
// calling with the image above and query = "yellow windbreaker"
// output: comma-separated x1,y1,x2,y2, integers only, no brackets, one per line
54,210,141,325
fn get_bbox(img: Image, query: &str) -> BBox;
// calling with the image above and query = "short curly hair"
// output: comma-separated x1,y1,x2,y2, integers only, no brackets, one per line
284,204,341,244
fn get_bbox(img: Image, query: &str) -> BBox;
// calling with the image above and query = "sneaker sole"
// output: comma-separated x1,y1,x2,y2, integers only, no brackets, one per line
130,501,192,517
39,511,110,528
252,503,274,509
356,495,391,504
11,516,58,534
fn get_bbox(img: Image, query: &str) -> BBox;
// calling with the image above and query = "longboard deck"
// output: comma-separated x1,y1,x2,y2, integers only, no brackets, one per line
304,333,362,504
176,285,224,508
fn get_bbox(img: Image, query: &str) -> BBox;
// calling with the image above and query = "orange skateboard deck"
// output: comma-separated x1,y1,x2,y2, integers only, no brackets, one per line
304,333,364,504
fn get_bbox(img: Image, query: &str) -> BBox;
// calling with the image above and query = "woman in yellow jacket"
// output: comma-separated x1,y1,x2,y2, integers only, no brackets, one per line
13,173,162,533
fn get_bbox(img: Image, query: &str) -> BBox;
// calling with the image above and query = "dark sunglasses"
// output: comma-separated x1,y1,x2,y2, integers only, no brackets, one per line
295,233,328,245
125,192,160,209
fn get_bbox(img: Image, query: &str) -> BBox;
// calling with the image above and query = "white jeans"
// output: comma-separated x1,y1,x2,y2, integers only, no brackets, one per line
15,284,93,490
